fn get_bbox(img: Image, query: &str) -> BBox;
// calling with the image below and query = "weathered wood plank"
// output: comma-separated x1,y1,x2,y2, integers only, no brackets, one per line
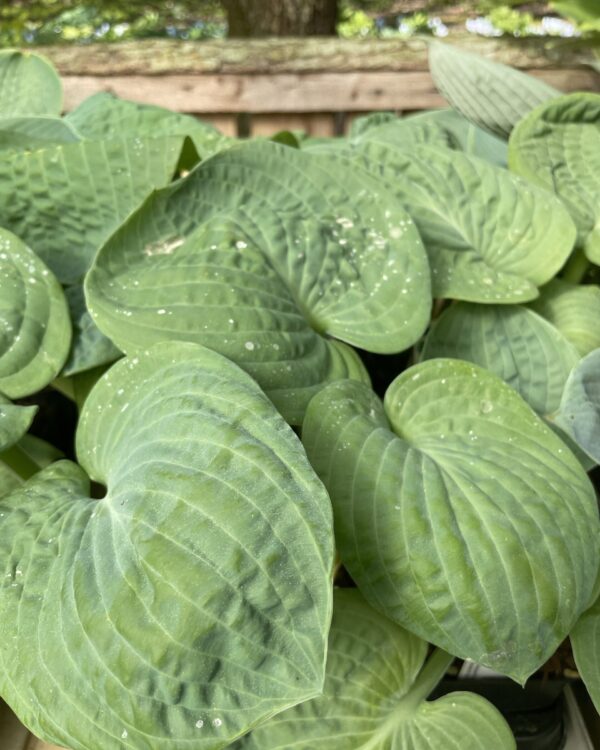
61,68,598,115
39,35,597,75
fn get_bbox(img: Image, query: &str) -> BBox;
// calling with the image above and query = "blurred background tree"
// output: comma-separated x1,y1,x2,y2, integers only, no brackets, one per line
0,0,596,45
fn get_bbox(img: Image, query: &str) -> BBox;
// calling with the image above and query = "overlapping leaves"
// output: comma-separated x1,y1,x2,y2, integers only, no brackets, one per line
302,360,600,682
0,342,334,750
85,140,432,423
509,93,600,263
239,589,515,750
311,141,575,302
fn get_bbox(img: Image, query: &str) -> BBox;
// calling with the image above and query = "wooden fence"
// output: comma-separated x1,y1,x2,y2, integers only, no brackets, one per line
41,34,600,137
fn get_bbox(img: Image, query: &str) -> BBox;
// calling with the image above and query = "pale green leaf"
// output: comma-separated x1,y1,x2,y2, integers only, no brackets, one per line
349,111,397,137
66,92,230,158
302,360,600,682
0,341,333,750
0,50,62,117
0,116,79,152
429,41,559,139
85,140,432,423
422,302,579,414
0,228,71,399
508,93,600,262
315,142,575,302
554,348,600,463
239,589,515,750
0,136,186,284
530,279,600,357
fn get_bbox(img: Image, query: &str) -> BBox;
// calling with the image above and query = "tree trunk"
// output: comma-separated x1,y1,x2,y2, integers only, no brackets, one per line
223,0,338,37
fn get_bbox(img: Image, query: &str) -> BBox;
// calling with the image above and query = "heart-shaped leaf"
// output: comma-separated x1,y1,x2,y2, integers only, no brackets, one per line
0,228,71,398
0,136,187,284
508,93,600,263
85,140,432,423
429,41,559,139
313,142,575,302
530,279,600,357
238,589,515,750
302,360,600,682
422,302,579,415
554,348,600,463
0,116,79,152
0,50,62,117
66,92,230,158
0,341,334,750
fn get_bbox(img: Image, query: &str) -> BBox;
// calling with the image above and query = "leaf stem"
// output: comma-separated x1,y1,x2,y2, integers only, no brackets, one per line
0,444,41,481
408,648,455,706
562,248,590,284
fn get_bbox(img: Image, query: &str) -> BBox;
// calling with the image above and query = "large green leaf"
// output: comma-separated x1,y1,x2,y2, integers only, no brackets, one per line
508,93,600,263
554,348,600,463
428,41,559,139
0,395,36,452
302,360,600,682
61,285,121,377
0,228,71,398
0,341,334,750
238,589,515,750
530,279,600,357
0,434,63,499
0,136,187,284
348,115,454,150
572,596,600,713
0,116,79,152
66,92,230,158
0,50,62,117
421,302,579,415
85,140,431,423
314,142,575,302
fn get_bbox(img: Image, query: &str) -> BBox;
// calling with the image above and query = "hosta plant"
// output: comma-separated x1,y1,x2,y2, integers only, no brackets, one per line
0,42,599,750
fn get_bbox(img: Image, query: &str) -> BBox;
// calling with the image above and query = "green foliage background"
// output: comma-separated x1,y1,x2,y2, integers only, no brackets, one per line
1,0,597,46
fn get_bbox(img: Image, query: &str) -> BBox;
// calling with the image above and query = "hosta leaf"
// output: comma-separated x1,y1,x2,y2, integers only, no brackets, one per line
0,116,79,152
508,93,600,262
349,111,397,137
0,434,63,498
530,279,600,357
0,395,36,452
62,285,121,377
0,341,333,750
0,50,62,117
406,109,508,166
302,360,600,682
554,348,600,463
572,596,600,713
350,116,454,150
0,136,187,284
422,302,579,415
85,140,431,423
0,228,71,399
238,589,515,750
317,142,575,302
429,41,559,139
66,92,230,158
